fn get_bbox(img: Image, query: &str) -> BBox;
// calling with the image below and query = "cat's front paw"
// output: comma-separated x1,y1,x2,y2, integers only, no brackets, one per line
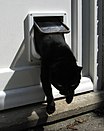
65,90,74,104
46,101,55,114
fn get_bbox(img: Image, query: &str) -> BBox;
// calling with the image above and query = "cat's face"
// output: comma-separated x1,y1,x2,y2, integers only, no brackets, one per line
54,66,82,96
57,66,82,90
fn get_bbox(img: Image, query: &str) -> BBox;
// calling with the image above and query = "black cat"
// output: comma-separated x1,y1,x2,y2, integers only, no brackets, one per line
34,28,82,114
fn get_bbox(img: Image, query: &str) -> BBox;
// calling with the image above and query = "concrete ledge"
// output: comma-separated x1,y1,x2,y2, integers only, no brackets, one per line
0,91,104,130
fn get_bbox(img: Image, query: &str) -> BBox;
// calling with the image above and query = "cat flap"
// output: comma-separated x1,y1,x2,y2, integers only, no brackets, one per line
34,17,70,34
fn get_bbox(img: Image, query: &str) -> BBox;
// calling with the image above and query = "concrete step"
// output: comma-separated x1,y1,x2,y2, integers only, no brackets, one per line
0,91,104,131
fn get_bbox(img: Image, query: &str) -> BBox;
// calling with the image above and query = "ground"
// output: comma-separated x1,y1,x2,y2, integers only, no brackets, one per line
0,92,104,131
27,108,104,131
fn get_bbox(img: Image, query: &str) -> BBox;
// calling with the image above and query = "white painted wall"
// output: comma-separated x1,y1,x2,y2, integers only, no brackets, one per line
0,0,71,110
0,0,71,68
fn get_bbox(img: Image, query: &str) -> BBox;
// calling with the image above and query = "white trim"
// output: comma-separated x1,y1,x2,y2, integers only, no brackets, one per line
71,0,94,93
0,67,45,110
93,0,98,90
0,85,45,110
90,0,98,90
77,0,82,66
72,0,82,66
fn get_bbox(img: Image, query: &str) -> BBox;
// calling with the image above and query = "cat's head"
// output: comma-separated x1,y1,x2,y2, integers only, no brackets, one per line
56,65,82,96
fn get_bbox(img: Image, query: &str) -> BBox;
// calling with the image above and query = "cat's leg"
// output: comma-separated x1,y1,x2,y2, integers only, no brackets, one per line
65,89,74,104
41,63,55,114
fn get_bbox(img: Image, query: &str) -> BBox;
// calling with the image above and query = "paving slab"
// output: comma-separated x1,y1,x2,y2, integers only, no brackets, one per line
34,109,104,131
0,91,104,131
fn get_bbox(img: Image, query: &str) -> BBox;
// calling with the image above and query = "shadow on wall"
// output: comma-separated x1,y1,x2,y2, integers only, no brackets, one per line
97,0,103,90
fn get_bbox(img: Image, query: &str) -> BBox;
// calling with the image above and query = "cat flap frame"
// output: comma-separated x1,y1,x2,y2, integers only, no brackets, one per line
33,16,70,34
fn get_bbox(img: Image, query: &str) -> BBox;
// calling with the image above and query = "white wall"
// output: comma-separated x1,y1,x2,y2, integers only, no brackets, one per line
0,0,71,89
0,0,71,109
0,0,71,68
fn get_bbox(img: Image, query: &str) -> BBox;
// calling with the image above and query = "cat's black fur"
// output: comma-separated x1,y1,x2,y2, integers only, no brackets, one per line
34,28,82,114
